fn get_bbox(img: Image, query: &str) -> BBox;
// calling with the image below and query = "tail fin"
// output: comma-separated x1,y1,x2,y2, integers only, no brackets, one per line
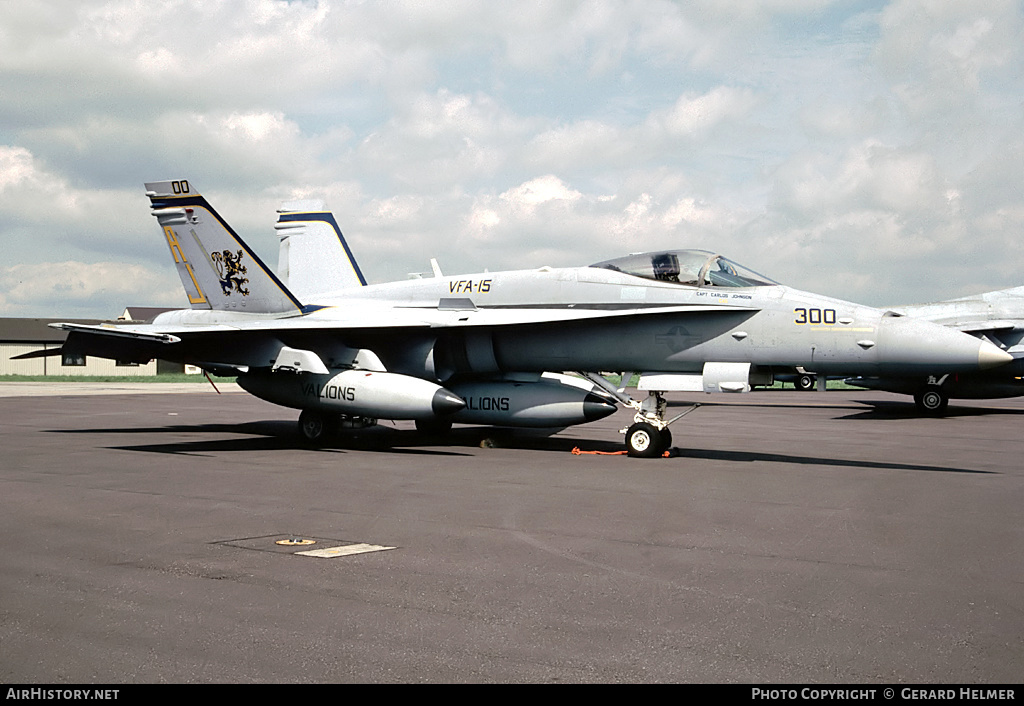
145,180,303,314
275,200,366,300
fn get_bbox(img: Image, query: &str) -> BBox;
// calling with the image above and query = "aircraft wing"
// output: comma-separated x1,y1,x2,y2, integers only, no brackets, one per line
49,302,759,374
947,320,1019,334
53,302,756,340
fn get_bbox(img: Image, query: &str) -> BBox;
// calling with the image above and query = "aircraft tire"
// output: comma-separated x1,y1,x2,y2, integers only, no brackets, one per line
298,409,334,445
625,422,666,458
795,374,816,391
415,417,454,436
914,386,948,415
660,427,673,451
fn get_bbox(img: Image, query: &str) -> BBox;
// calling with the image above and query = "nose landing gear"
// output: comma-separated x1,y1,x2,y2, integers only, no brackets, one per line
624,421,674,458
579,373,698,458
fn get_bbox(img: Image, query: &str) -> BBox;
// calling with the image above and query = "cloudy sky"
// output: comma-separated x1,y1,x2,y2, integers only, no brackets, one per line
2,0,1022,318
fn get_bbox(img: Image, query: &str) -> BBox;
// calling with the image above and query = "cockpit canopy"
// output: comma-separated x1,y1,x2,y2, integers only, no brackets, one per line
589,249,777,288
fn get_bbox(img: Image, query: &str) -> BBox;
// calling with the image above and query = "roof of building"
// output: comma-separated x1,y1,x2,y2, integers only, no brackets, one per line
0,318,105,344
119,307,178,322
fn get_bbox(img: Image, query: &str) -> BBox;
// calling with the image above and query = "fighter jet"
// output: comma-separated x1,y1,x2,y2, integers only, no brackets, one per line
43,180,1012,457
845,286,1024,413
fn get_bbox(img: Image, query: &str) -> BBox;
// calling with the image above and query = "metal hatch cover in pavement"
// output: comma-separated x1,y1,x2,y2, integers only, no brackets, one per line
214,534,397,559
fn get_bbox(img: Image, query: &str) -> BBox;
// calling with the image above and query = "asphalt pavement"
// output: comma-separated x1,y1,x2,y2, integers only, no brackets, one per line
1,385,1021,683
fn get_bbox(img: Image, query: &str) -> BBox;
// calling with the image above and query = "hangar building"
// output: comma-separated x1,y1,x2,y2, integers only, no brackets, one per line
0,308,181,376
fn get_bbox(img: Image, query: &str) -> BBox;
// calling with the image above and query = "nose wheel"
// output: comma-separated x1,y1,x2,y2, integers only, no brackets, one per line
625,422,673,458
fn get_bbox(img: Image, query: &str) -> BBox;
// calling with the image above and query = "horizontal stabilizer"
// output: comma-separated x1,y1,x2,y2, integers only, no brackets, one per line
10,347,64,360
49,322,181,344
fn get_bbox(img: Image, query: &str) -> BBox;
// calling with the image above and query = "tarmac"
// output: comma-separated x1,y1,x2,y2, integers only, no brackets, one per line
1,383,1022,683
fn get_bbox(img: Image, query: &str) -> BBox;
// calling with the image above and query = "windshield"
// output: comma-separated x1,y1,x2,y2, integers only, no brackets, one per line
589,249,777,288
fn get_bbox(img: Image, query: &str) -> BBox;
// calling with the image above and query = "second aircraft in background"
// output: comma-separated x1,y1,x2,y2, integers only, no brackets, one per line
845,286,1024,413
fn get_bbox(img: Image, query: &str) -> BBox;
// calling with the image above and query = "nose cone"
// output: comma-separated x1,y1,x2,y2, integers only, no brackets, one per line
431,388,466,415
978,339,1014,369
878,316,1013,373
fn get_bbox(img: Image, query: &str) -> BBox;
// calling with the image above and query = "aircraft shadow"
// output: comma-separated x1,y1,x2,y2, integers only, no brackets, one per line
49,421,472,457
839,400,1024,420
665,399,858,412
666,447,993,475
47,420,988,472
666,397,1024,419
46,421,623,457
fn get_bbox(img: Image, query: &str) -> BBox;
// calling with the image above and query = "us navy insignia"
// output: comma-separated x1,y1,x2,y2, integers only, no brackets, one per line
212,249,250,296
656,325,697,354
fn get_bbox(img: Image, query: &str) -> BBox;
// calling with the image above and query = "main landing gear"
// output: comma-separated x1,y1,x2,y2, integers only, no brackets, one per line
297,409,376,445
795,373,816,391
414,417,454,436
580,374,698,458
298,409,333,444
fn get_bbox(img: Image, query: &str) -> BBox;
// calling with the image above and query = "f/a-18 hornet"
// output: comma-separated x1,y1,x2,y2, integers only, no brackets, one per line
846,285,1024,413
46,180,1011,457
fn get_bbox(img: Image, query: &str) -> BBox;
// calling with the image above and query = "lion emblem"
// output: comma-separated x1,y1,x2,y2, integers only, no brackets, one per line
211,249,250,296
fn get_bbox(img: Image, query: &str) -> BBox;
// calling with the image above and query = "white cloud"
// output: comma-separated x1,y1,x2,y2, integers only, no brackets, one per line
774,140,949,217
501,175,582,209
524,120,625,168
656,87,759,137
876,0,1023,121
1,0,1024,315
219,112,295,143
0,145,39,192
0,261,180,317
0,144,120,228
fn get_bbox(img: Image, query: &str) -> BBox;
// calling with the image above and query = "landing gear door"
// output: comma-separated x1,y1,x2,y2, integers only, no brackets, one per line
638,373,704,392
638,362,757,394
701,362,751,393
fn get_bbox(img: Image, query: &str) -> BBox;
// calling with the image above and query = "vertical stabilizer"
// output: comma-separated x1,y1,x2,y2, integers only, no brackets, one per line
276,201,366,300
145,180,303,314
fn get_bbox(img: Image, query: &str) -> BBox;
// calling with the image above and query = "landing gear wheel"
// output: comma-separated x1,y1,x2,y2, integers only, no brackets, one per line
298,410,334,445
415,417,453,436
914,386,948,415
795,374,816,391
625,422,668,458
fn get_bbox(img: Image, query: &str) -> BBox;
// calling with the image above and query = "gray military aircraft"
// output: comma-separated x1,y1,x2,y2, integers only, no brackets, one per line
845,286,1024,413
42,180,1012,457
